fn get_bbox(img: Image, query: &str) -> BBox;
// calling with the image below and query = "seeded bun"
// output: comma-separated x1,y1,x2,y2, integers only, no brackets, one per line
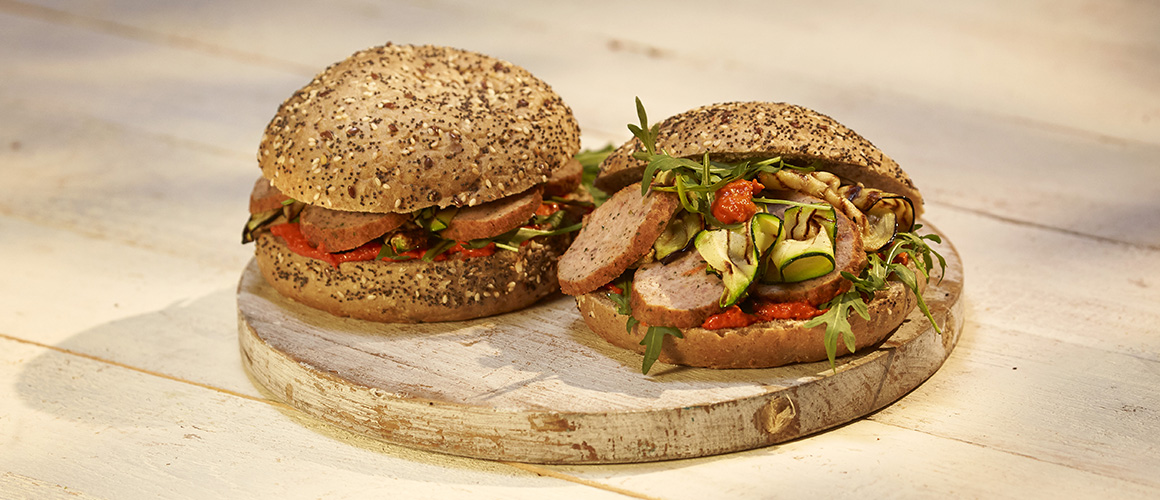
575,276,924,370
258,43,581,213
597,101,923,217
253,232,571,323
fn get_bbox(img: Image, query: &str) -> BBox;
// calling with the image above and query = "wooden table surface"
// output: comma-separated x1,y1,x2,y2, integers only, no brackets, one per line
3,0,1158,498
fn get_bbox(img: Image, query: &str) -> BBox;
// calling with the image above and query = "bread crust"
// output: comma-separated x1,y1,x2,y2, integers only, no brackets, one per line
597,101,924,217
254,231,571,323
575,276,924,369
258,44,580,214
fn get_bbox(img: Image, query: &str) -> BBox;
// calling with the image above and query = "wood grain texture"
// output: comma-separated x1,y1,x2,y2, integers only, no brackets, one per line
237,224,963,463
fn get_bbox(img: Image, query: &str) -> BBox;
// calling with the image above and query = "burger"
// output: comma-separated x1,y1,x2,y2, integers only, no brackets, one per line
242,44,588,323
558,100,945,374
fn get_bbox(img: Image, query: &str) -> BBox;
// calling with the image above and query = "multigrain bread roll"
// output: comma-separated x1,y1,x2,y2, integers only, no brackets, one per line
243,43,585,323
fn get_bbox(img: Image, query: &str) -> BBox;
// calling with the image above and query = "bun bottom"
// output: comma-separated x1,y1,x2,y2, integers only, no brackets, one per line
254,232,570,323
575,278,922,369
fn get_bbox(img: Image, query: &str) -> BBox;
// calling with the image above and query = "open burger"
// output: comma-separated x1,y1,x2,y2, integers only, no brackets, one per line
242,44,588,323
558,100,944,373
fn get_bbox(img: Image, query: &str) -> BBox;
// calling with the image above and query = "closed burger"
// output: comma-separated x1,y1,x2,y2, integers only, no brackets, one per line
243,44,586,323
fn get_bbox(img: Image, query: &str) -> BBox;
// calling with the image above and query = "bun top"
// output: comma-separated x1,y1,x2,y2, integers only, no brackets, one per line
597,101,923,215
258,44,581,213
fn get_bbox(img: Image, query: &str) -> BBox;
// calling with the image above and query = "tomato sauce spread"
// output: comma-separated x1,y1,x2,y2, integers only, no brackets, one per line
535,201,560,218
700,300,826,330
754,300,825,321
269,222,497,267
450,241,496,258
701,305,754,330
711,178,764,224
269,222,381,268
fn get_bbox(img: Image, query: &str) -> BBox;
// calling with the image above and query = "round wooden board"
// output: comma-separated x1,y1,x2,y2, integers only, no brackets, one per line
237,223,964,464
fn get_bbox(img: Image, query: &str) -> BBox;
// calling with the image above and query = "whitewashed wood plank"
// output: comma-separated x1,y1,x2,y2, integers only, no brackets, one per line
0,98,259,270
543,417,1159,500
0,340,639,500
873,320,1160,487
13,0,1155,145
0,215,262,400
512,0,1160,145
0,5,302,154
0,472,105,500
919,204,1160,359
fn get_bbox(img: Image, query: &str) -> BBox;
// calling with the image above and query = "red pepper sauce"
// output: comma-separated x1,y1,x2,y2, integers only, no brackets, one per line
389,249,448,262
535,201,561,219
753,300,825,321
269,223,504,267
700,300,826,330
270,223,341,268
450,241,496,258
711,178,764,224
701,306,756,330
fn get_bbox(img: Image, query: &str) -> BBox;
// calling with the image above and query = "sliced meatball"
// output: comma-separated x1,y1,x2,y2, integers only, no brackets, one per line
249,177,291,213
440,185,543,242
630,250,725,328
751,191,867,305
300,205,408,253
543,158,583,198
558,183,681,295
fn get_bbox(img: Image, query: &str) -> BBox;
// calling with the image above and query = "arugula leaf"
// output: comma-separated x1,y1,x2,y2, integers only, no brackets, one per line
575,145,614,170
375,242,411,261
604,278,676,374
492,222,582,251
628,97,659,156
422,239,456,261
807,229,947,371
639,326,683,375
576,145,613,205
805,289,869,368
415,206,458,232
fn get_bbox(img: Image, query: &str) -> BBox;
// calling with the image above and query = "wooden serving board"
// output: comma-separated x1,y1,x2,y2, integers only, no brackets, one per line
237,224,964,464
